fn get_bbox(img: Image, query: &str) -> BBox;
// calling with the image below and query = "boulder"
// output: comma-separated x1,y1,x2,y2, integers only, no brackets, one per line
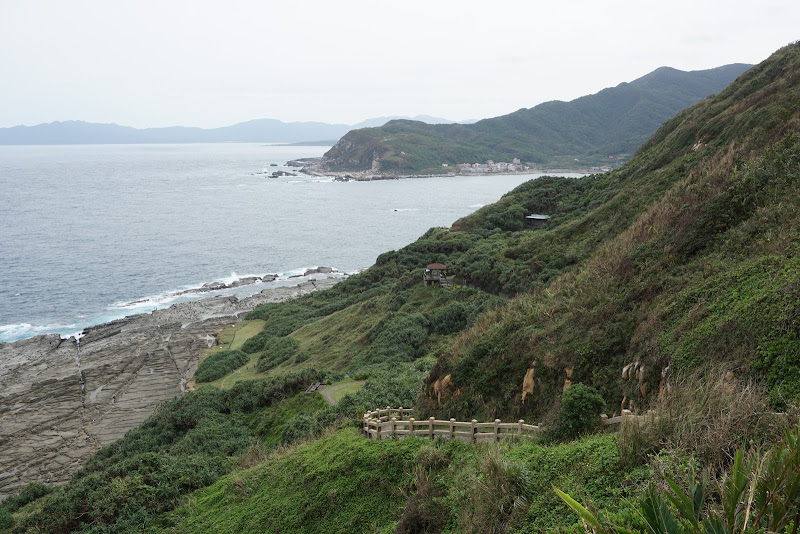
229,276,261,288
303,266,335,276
201,281,226,291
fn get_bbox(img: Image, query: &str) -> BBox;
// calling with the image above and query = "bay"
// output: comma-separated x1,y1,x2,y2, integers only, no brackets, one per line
0,143,577,342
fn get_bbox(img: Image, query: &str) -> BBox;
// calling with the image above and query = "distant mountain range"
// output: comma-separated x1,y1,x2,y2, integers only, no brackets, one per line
0,115,474,145
0,63,751,163
322,63,753,172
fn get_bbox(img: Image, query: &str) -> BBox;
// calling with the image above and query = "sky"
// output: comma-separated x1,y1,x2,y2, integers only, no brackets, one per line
0,0,798,129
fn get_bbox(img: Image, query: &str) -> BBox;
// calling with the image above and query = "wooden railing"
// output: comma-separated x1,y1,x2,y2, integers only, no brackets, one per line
362,407,542,443
363,407,795,444
600,409,652,426
362,407,647,443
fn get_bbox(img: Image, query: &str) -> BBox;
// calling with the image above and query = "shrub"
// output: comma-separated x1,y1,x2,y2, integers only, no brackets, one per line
256,337,300,372
194,350,249,383
486,203,526,231
294,351,310,363
241,331,275,354
281,414,320,444
548,383,605,441
360,312,431,365
0,481,52,529
457,447,531,533
431,301,468,335
0,481,51,514
395,464,449,534
227,369,325,412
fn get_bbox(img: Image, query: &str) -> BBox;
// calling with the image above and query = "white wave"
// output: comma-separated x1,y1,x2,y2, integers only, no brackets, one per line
391,208,418,212
109,291,181,311
219,271,264,285
468,204,484,208
0,322,78,343
0,323,33,336
279,266,316,279
3,265,346,344
109,267,320,311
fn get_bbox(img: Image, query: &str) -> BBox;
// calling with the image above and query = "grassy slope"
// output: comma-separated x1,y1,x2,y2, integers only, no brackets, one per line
170,428,643,534
323,64,750,173
244,283,503,377
420,42,800,422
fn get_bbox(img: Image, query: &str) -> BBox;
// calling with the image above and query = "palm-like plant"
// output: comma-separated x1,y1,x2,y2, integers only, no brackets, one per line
556,423,800,534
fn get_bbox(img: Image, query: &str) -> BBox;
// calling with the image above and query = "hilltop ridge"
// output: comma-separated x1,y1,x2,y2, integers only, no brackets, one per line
321,63,752,174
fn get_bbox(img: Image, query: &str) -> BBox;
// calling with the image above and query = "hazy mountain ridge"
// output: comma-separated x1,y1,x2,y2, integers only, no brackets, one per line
322,63,753,172
0,115,467,145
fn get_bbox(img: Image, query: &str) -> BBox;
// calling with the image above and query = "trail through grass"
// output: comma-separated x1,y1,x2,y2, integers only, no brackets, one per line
320,380,366,406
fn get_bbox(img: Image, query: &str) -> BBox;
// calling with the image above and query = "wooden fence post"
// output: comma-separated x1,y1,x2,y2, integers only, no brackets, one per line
398,407,403,421
409,418,415,438
391,417,397,439
429,417,435,439
494,419,501,442
376,417,381,440
450,418,455,440
471,420,477,444
518,419,524,435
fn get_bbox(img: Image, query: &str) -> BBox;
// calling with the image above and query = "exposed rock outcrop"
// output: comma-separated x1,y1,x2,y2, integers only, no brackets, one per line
0,278,341,497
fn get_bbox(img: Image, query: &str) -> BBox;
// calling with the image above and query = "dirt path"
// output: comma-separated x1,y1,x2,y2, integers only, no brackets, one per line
321,380,365,406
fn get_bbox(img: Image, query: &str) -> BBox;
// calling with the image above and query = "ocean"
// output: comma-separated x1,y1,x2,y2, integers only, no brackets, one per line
0,143,577,343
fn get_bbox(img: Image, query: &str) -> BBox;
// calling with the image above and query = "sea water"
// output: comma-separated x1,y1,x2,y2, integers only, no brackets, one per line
0,143,577,342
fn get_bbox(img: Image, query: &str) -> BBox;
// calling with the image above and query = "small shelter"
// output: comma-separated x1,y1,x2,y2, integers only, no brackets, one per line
525,214,550,229
423,263,451,287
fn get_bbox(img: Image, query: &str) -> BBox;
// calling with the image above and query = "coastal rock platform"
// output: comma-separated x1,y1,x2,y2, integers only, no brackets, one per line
0,277,340,497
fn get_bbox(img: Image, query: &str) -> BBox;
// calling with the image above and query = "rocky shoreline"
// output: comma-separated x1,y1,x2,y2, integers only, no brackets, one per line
0,276,342,497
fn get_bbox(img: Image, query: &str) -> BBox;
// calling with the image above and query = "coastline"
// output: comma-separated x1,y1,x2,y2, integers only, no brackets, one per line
0,276,343,497
0,267,349,344
286,157,597,181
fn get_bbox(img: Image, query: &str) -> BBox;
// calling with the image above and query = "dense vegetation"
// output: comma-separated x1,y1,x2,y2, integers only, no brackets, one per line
4,43,800,533
1,366,429,532
193,349,249,383
420,42,800,423
323,64,750,173
558,421,800,533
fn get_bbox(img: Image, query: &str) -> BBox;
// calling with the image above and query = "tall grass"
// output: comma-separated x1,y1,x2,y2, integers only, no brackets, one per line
617,366,793,473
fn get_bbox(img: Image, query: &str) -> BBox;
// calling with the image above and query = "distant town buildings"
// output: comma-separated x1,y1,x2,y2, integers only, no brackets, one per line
455,160,530,173
452,157,622,174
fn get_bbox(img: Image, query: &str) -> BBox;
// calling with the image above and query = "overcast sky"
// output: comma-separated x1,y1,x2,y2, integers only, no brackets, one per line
1,1,797,129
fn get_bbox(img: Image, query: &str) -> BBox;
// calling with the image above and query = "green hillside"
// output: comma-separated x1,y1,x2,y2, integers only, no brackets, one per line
421,42,800,423
322,64,751,173
3,44,799,533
